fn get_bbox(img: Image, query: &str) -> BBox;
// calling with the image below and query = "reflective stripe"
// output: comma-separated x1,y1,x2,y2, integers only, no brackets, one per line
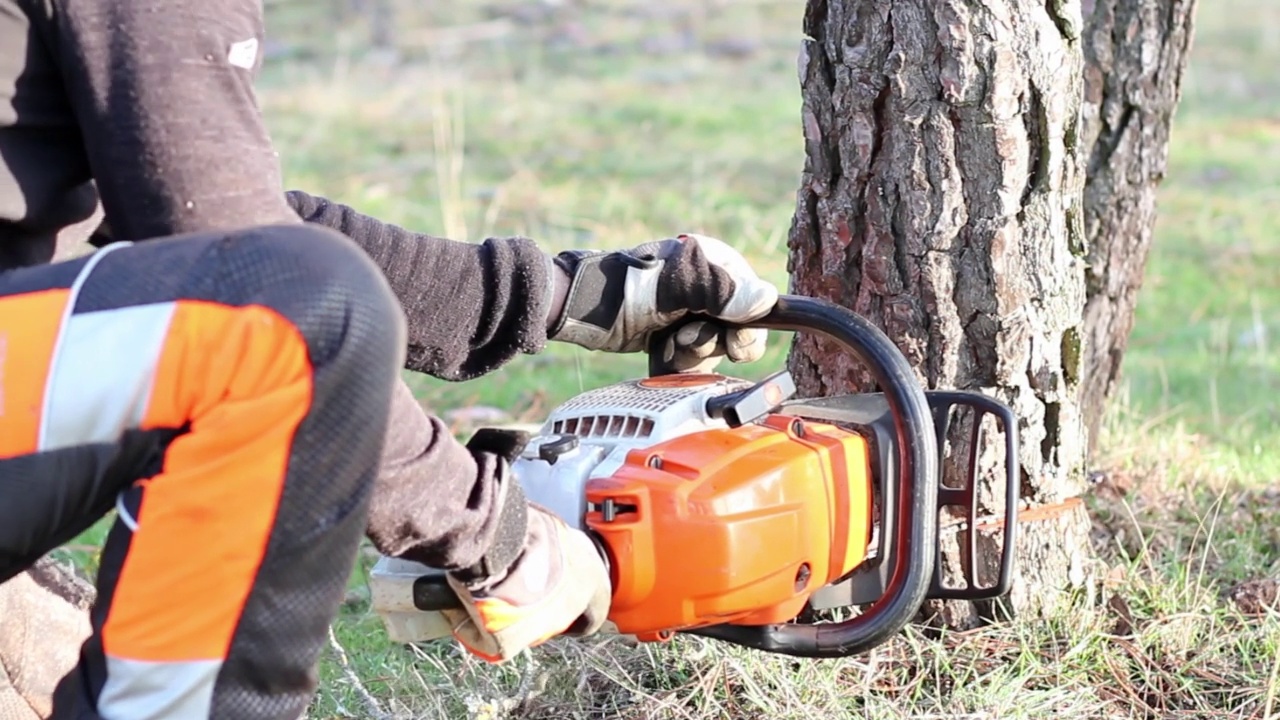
38,302,177,451
115,490,140,532
32,241,174,452
98,656,220,720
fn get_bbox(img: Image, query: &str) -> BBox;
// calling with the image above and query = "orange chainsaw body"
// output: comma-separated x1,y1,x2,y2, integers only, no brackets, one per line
584,413,873,640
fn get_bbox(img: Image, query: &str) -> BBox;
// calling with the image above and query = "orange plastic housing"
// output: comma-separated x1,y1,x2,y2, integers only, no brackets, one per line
584,414,873,640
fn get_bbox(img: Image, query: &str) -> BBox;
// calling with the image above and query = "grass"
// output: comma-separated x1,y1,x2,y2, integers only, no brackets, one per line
59,1,1280,718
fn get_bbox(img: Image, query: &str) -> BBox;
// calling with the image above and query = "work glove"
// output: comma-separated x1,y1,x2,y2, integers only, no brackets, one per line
443,505,612,663
549,233,779,373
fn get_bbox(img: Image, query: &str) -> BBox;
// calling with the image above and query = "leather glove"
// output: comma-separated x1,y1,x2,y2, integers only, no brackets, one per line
442,504,612,663
548,233,779,373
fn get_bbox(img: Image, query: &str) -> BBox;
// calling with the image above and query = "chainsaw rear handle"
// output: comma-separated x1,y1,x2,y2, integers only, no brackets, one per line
648,295,940,658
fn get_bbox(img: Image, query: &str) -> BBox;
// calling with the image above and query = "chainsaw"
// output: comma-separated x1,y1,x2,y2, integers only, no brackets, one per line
369,295,1020,658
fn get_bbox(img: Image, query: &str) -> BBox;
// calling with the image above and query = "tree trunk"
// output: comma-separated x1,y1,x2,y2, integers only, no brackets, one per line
1078,0,1198,448
786,0,1096,626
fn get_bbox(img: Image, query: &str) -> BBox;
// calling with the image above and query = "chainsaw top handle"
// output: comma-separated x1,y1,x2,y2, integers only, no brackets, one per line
645,295,940,658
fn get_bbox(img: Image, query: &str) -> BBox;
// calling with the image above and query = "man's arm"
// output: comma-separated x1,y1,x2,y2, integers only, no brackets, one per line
367,381,526,571
286,191,569,380
87,186,569,380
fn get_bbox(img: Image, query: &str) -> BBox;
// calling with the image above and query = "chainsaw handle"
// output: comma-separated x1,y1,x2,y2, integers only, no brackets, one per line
667,295,940,658
646,311,767,377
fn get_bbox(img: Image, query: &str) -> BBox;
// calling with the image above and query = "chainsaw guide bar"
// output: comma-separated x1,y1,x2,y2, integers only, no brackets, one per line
369,295,1022,659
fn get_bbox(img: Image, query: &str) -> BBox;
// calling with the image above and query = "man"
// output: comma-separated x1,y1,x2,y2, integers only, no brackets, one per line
0,0,780,718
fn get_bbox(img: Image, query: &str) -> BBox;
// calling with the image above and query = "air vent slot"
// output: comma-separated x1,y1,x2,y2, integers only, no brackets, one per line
552,414,655,439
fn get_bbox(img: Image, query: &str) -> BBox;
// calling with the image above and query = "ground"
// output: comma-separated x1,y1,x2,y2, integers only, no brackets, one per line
60,1,1280,717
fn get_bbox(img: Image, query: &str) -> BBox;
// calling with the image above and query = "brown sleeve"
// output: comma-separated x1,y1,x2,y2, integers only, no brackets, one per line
286,190,566,381
365,379,525,571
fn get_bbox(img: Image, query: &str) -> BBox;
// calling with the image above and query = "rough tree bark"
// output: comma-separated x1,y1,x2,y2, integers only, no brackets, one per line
785,0,1096,626
1078,0,1198,449
787,0,1200,626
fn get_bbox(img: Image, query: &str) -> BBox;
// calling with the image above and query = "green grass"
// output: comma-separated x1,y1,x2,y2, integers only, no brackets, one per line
1123,112,1280,477
58,1,1280,717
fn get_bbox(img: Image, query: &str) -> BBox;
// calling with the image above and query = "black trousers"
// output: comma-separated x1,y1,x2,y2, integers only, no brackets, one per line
0,224,406,719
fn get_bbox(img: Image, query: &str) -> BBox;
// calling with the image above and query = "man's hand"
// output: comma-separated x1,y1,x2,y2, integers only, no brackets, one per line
442,505,611,663
548,233,779,373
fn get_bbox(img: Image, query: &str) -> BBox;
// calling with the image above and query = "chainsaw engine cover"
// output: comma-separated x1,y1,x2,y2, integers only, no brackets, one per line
586,410,873,639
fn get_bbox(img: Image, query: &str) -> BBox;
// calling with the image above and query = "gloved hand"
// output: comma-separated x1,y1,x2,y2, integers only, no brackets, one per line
548,233,779,373
442,504,612,663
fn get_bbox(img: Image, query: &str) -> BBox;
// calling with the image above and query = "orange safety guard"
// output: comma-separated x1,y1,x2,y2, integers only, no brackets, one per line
585,414,873,639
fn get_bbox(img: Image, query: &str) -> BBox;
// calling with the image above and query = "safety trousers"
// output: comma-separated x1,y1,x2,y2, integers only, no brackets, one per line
0,224,407,719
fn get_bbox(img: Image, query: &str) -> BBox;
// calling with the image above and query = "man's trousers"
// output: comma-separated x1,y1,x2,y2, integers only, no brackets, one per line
0,224,406,719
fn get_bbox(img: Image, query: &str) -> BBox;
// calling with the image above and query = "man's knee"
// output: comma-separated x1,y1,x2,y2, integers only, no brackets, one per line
219,223,407,372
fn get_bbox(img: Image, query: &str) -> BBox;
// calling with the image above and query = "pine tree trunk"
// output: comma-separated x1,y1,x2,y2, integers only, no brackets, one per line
786,0,1096,626
1079,0,1198,448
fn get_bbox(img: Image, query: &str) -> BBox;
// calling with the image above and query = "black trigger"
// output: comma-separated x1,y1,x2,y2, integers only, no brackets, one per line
465,427,533,462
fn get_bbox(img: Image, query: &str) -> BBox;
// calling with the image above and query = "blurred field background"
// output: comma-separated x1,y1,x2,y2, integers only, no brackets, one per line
68,1,1280,718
